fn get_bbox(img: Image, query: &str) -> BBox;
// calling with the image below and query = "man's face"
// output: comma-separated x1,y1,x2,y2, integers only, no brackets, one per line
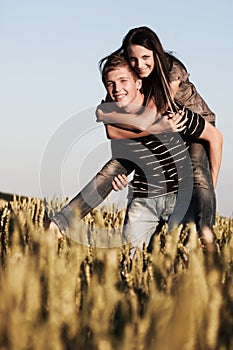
105,66,142,108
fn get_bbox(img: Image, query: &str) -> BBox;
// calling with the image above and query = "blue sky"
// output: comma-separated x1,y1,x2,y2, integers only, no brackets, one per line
1,0,233,216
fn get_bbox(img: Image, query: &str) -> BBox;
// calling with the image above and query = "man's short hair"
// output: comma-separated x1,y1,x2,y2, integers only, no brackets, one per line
101,53,139,85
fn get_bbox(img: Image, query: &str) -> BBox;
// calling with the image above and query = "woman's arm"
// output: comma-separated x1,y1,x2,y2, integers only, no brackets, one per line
198,121,223,188
105,110,188,139
97,99,157,131
105,124,149,139
97,99,185,133
103,112,187,135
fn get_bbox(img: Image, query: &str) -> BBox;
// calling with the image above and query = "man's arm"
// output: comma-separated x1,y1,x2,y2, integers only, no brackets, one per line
198,121,223,188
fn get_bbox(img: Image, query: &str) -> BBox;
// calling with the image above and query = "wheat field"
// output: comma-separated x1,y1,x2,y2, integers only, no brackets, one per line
0,195,233,350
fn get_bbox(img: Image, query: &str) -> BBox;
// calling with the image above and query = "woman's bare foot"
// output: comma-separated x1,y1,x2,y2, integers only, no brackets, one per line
48,221,63,241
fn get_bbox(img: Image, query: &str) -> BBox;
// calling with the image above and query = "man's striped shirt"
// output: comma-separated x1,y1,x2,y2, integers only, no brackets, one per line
111,103,205,198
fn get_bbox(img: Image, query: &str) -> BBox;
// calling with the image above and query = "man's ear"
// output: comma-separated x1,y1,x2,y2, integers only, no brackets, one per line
136,79,142,90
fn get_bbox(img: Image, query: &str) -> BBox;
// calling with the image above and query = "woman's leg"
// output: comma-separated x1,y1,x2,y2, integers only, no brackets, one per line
52,159,134,233
182,140,216,232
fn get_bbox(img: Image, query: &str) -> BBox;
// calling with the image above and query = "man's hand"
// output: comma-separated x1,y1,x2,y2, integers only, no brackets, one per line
112,174,128,191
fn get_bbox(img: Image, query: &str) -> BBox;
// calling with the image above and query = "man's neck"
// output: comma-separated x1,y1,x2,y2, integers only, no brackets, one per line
124,93,144,114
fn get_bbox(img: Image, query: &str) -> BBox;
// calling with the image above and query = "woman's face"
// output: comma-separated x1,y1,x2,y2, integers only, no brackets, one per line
127,44,154,78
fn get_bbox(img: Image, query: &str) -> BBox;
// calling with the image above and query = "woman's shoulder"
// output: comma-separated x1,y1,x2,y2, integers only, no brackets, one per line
166,52,189,82
165,52,187,70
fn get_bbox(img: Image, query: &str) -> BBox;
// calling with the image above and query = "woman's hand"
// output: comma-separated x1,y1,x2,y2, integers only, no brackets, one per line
96,101,109,122
148,110,187,134
112,174,128,191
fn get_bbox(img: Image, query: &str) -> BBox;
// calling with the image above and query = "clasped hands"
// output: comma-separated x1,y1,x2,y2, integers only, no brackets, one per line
148,109,187,134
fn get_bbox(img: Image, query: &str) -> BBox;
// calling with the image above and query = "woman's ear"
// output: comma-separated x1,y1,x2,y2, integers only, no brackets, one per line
136,79,142,90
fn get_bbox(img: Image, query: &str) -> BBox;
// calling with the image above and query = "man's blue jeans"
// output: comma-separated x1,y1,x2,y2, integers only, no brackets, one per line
122,194,177,257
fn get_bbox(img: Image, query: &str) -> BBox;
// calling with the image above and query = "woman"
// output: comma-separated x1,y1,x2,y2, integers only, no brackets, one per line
98,26,217,235
51,26,217,242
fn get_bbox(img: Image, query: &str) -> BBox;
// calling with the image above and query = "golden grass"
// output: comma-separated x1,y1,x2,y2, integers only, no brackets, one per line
0,196,233,350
